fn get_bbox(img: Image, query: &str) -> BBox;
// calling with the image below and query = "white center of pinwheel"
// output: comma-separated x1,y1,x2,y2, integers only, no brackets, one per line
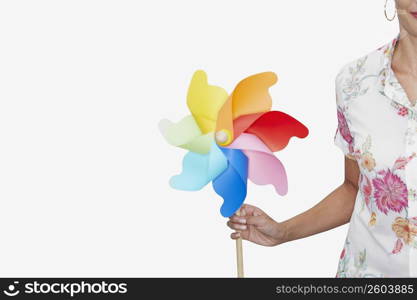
215,130,229,144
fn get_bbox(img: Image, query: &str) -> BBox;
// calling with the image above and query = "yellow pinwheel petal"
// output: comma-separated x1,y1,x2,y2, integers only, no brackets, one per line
187,70,229,134
215,96,233,146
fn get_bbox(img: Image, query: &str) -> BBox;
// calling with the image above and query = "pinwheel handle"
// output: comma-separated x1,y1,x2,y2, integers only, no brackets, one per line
236,209,244,278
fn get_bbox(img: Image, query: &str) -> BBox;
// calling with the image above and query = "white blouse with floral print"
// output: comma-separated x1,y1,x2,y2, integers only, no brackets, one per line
334,34,417,277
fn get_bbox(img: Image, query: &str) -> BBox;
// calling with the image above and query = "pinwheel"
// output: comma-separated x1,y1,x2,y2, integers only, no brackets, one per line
159,70,309,276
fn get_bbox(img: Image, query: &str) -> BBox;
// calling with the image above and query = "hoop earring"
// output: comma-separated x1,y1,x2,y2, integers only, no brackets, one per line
384,0,397,21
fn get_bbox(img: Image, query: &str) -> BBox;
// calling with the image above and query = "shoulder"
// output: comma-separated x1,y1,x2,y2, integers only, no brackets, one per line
336,46,385,86
335,43,387,103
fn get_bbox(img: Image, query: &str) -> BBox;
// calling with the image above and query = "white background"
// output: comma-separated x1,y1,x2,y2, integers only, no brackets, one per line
0,1,398,277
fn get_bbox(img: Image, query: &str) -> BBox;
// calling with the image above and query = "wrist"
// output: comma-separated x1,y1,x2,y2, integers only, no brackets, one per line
277,220,290,245
272,220,289,246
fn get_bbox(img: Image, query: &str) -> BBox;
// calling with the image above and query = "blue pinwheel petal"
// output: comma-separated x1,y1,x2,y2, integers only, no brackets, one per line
212,148,248,217
170,142,227,191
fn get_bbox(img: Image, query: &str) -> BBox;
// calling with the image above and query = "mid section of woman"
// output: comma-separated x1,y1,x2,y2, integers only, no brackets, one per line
227,0,417,277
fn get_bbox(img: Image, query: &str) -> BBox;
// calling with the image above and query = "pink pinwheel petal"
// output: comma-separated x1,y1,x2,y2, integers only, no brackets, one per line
243,150,288,195
226,133,288,195
227,132,270,153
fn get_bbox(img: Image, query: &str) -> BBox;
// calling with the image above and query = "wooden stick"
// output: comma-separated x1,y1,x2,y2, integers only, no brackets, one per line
235,209,244,278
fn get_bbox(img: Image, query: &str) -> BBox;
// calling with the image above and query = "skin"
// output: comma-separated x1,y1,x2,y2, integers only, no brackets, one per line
227,0,417,246
393,0,417,105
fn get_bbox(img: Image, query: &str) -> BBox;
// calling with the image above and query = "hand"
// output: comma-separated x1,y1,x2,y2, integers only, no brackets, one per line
227,204,286,247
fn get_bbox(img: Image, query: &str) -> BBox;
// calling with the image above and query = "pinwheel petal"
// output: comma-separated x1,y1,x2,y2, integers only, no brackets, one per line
231,72,277,118
232,112,265,139
187,70,229,134
159,116,213,154
184,133,214,154
212,148,248,217
243,150,288,195
227,133,288,195
227,132,271,153
208,144,229,179
170,143,227,191
216,72,277,146
245,111,309,152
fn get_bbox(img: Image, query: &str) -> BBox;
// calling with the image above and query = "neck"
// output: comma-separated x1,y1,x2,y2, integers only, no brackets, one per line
393,28,417,76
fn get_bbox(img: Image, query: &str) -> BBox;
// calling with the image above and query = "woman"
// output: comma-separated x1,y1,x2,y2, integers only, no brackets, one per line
227,0,417,277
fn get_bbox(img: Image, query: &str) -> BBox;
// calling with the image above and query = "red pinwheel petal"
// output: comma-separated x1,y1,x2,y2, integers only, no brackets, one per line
232,112,265,138
244,111,309,152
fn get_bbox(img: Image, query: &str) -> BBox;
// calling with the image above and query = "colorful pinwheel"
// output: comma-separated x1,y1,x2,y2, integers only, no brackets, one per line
159,70,308,217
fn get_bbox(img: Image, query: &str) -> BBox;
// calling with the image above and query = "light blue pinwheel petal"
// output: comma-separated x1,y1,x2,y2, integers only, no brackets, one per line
170,151,210,191
208,142,228,179
212,148,248,217
170,142,227,191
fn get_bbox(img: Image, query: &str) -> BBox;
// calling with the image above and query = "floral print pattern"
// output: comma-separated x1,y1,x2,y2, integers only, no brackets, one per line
360,173,372,210
334,34,417,277
341,57,370,101
336,238,385,278
336,107,354,154
392,217,417,245
361,152,376,171
372,169,408,215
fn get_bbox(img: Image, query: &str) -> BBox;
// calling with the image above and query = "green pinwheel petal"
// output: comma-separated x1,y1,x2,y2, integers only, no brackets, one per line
159,115,213,154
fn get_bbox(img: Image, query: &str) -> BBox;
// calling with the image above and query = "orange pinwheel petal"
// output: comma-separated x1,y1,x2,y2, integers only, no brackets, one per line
215,72,278,146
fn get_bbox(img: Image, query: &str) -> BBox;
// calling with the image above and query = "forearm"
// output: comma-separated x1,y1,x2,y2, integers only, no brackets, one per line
281,181,358,243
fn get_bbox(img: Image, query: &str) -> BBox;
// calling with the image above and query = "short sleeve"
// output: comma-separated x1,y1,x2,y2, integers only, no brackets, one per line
333,69,356,160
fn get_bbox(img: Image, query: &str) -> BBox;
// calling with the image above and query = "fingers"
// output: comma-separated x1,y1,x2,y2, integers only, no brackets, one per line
229,215,246,225
230,232,240,240
227,218,248,241
227,205,266,241
239,208,246,217
240,204,264,217
229,213,266,227
240,204,254,216
230,230,249,240
226,220,247,231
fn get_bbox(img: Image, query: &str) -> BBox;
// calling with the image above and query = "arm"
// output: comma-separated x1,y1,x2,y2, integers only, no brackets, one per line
227,156,360,246
282,156,359,243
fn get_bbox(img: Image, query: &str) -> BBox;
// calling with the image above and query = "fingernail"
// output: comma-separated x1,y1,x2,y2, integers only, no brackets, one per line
239,225,247,230
235,232,241,238
238,218,246,224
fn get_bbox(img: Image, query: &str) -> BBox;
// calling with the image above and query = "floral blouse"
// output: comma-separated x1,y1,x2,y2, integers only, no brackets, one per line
334,34,417,277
